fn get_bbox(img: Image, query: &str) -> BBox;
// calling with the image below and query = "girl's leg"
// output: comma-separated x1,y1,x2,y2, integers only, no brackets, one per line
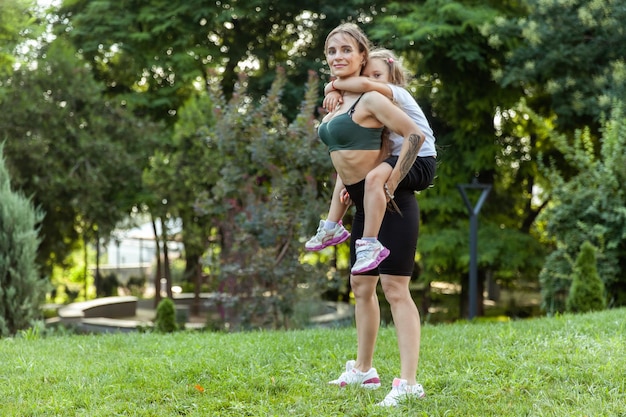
379,273,421,384
351,274,381,372
327,174,350,223
351,164,394,274
305,175,351,251
362,163,393,238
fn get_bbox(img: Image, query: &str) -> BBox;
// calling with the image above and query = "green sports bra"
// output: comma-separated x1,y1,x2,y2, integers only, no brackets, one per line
318,94,383,152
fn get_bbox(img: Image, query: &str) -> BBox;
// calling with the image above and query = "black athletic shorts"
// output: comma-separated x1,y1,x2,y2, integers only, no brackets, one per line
345,179,419,277
384,156,436,192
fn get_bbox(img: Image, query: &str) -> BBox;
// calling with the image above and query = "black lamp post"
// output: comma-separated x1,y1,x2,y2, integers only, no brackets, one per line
457,181,491,319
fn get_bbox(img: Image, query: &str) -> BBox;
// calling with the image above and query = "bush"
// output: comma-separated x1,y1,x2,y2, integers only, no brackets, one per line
100,273,119,297
125,275,146,297
539,104,626,313
566,241,606,313
154,298,178,333
0,145,49,337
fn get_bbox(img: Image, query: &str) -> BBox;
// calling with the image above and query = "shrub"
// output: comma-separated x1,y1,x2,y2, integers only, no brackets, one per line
125,275,146,297
539,103,626,313
0,144,49,337
154,298,177,333
100,273,119,297
566,241,606,313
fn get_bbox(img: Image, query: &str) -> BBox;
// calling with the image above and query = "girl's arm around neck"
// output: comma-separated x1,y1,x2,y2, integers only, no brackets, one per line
330,76,393,100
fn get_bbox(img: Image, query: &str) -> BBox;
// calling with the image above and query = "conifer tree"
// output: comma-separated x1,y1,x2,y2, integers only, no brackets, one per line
0,144,48,337
566,241,606,314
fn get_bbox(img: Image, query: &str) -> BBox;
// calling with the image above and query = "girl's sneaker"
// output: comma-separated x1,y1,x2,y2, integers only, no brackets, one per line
328,360,381,389
350,239,390,274
377,378,426,406
305,220,350,251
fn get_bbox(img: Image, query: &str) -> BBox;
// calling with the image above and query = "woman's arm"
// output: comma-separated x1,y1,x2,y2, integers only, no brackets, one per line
362,92,425,194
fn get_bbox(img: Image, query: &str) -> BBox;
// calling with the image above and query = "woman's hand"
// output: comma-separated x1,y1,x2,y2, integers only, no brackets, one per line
383,180,397,202
384,181,402,215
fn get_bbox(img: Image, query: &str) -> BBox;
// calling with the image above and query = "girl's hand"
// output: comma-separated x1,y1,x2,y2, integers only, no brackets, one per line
339,187,352,206
323,90,343,112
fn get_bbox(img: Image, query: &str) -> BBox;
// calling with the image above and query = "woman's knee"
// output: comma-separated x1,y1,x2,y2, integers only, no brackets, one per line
350,275,378,299
380,277,411,304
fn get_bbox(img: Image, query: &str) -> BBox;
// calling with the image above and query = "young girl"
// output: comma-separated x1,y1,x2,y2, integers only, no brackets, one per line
306,48,437,275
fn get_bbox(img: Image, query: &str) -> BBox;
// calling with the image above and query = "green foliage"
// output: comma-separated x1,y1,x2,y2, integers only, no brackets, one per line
371,1,545,294
8,0,624,324
496,0,626,133
0,144,49,337
539,102,626,313
191,68,334,330
154,298,178,333
0,38,162,275
56,0,385,122
566,241,606,313
1,310,626,415
0,0,40,76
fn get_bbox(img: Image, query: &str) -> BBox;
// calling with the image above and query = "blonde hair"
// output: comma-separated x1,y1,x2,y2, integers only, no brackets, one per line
324,23,372,64
368,48,410,87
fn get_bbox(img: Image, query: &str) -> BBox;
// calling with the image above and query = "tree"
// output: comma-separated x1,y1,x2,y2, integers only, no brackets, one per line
142,91,219,313
0,39,161,281
55,0,385,123
192,68,334,330
371,0,546,317
0,144,48,337
0,0,40,76
54,0,383,302
566,241,606,314
538,102,626,313
497,0,626,135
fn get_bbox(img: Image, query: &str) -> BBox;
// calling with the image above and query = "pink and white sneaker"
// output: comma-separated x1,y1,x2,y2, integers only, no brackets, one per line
305,220,350,251
328,360,381,389
377,378,426,406
350,239,390,274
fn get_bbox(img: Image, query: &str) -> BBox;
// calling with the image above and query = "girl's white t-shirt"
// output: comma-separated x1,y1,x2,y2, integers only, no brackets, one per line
387,84,436,158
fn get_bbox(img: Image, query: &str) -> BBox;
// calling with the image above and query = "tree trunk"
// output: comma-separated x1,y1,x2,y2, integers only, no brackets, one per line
161,219,173,299
95,231,102,297
152,216,162,308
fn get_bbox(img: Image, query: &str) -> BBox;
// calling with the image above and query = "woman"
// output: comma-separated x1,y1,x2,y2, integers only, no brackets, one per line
319,23,427,407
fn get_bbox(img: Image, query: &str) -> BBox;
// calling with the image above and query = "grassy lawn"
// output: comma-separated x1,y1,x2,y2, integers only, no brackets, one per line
1,308,625,416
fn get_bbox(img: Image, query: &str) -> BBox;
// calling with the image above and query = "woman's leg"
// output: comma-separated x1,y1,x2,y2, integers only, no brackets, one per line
379,273,421,384
351,273,381,372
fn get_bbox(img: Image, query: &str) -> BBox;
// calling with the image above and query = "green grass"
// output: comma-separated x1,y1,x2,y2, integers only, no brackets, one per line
1,309,625,416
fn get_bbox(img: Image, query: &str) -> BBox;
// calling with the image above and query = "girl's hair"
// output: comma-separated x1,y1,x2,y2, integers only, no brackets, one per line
324,22,372,63
368,48,410,87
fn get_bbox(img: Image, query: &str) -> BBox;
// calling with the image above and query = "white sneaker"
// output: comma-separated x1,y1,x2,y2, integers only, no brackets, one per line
305,220,350,251
328,360,381,389
377,378,426,406
350,239,390,274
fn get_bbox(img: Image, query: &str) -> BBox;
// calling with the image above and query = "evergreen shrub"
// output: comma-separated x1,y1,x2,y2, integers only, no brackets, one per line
0,144,49,337
566,241,606,313
154,298,177,333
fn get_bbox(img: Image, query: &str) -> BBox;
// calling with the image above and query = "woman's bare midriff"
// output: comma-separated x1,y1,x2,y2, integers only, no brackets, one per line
330,149,385,185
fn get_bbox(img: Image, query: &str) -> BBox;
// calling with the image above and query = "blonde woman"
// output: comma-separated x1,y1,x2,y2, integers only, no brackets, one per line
316,23,427,407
